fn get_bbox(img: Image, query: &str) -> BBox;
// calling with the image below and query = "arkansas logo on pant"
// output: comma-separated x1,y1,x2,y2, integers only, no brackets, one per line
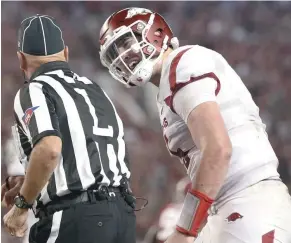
225,212,243,223
22,106,39,126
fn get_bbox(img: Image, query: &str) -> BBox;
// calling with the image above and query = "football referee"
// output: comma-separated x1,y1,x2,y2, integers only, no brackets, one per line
3,14,136,243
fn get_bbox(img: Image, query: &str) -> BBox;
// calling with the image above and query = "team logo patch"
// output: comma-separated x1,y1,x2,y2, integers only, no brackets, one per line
22,106,39,126
225,212,243,223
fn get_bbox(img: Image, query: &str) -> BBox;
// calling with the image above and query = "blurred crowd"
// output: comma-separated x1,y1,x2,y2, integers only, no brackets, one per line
1,1,291,242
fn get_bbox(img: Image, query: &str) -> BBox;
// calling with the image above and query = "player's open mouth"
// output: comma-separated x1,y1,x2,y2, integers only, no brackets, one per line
129,59,139,70
123,52,142,71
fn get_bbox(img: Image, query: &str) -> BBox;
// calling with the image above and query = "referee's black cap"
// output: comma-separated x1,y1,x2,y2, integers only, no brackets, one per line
17,14,65,56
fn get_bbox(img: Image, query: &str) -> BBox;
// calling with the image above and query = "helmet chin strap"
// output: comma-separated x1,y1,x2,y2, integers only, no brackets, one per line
128,60,154,87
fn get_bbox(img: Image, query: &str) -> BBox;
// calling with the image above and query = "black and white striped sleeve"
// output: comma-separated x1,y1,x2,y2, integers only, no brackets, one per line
14,82,61,146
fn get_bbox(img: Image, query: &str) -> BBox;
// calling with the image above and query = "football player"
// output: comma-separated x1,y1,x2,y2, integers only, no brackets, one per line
99,8,291,243
1,136,38,243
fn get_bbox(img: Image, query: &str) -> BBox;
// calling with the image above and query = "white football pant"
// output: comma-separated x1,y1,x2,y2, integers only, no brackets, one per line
196,180,291,243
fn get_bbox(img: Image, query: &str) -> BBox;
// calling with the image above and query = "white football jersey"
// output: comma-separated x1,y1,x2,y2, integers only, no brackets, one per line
157,45,280,203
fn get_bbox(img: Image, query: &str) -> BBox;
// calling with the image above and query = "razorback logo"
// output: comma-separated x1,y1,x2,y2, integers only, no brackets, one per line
22,106,39,126
225,212,243,223
125,8,151,19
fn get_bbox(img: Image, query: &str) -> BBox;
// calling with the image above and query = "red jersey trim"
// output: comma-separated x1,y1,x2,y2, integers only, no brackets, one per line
165,72,221,113
165,47,221,113
169,48,192,92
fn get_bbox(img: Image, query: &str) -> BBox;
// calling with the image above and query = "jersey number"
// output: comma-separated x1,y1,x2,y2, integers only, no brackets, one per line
74,88,117,185
74,88,113,137
164,135,190,169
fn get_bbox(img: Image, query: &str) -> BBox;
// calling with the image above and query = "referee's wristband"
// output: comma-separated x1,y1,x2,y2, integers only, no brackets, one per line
176,189,214,237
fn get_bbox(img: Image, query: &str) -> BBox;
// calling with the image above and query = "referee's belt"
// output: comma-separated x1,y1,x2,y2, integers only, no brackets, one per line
35,186,121,218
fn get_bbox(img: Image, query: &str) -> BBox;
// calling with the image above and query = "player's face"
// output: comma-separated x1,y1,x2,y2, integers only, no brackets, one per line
103,32,143,82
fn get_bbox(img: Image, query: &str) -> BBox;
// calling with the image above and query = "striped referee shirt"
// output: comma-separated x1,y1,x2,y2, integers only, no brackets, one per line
13,61,131,205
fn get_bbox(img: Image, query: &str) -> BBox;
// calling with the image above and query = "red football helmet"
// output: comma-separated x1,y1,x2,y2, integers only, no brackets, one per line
99,7,179,87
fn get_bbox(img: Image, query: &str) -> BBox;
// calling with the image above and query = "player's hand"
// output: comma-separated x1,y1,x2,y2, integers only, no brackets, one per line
165,230,195,243
3,205,28,237
1,176,25,208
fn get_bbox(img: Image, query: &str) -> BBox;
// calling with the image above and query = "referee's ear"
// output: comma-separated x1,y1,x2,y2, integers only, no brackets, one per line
64,46,69,62
16,51,27,72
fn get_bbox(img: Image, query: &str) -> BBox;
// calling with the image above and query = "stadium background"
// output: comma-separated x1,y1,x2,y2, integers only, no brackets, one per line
1,1,291,242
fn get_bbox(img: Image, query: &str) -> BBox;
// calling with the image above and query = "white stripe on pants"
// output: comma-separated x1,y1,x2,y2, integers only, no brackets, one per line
46,211,63,243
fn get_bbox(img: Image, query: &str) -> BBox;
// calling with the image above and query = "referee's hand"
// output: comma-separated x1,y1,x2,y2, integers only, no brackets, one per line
1,176,24,208
3,205,28,237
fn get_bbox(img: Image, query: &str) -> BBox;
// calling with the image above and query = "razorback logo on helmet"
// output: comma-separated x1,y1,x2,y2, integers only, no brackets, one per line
225,212,243,223
125,8,152,19
22,106,39,126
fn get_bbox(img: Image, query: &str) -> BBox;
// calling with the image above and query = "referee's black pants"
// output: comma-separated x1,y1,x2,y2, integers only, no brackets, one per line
29,193,136,243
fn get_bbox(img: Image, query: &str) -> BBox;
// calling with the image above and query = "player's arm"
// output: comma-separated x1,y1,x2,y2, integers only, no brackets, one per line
14,83,62,205
187,101,232,197
173,75,231,237
1,129,26,208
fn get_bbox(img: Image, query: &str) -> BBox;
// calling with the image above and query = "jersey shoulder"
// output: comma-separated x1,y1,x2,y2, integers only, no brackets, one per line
160,45,222,96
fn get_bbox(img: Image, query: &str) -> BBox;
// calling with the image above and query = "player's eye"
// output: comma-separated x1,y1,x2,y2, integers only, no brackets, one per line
123,38,134,49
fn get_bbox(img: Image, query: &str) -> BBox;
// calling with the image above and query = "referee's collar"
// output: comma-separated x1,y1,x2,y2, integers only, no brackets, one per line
29,61,71,82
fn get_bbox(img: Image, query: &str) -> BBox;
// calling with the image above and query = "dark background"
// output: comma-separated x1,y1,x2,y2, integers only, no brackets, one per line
2,1,291,242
